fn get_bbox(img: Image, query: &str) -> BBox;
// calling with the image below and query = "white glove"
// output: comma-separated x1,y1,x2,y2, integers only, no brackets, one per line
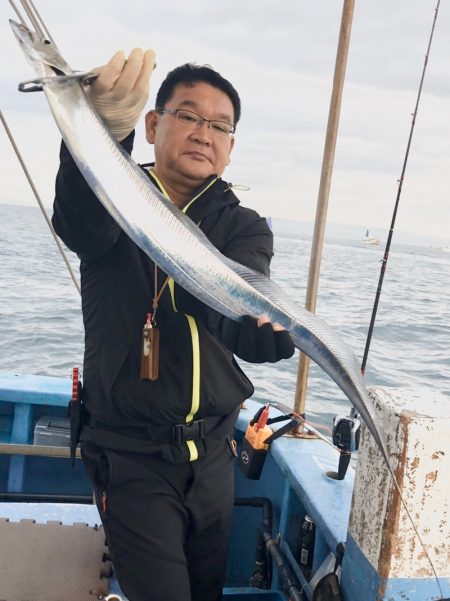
88,48,156,141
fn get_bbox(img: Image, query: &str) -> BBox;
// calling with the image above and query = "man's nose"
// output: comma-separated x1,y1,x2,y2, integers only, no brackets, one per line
191,120,213,142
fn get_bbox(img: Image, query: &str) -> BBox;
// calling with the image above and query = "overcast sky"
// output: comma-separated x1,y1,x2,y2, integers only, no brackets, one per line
1,0,449,241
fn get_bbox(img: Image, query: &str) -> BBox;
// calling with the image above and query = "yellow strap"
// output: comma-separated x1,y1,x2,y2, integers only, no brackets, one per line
186,440,199,462
185,315,200,424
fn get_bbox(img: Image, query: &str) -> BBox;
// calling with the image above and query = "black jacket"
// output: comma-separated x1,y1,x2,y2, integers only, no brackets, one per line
52,132,273,460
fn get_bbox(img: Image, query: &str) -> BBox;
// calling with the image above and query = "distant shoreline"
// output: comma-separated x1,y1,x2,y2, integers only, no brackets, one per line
1,201,449,249
269,216,449,248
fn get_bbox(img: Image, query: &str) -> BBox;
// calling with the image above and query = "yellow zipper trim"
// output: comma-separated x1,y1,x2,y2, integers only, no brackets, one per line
183,177,218,212
168,177,217,311
147,170,170,200
148,170,217,211
168,279,177,311
149,172,217,313
148,171,177,310
148,171,217,461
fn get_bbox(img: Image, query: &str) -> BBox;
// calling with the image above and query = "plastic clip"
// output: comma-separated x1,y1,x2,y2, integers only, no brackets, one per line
18,71,98,93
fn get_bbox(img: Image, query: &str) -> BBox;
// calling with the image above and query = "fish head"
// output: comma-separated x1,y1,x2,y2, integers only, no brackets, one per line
10,20,72,78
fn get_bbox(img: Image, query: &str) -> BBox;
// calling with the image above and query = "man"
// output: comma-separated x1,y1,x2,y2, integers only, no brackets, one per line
52,48,294,601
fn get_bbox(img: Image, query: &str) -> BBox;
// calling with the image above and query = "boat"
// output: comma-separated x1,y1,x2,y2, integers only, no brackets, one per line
1,1,448,600
442,246,450,253
0,374,448,600
361,229,380,245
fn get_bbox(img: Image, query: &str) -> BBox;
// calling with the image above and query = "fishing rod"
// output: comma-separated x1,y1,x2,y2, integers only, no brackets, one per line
349,5,447,598
360,0,441,378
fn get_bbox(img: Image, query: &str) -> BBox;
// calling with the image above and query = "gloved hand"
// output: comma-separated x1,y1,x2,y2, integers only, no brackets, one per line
221,315,295,363
87,48,156,141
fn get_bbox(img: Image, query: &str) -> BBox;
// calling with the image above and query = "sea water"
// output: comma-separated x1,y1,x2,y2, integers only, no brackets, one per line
0,203,449,430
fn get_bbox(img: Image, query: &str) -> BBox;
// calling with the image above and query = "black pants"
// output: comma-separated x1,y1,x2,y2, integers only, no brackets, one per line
81,436,235,601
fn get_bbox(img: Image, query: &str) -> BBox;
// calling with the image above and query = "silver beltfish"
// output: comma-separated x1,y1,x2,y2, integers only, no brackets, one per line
10,20,389,466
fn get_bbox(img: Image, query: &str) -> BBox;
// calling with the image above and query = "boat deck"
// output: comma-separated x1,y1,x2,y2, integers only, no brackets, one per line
0,373,355,600
0,502,286,600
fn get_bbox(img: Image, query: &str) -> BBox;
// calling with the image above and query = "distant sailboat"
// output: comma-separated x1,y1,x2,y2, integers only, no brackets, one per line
361,229,380,245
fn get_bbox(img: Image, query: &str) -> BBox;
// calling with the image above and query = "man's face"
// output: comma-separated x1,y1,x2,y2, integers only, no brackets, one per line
145,82,235,189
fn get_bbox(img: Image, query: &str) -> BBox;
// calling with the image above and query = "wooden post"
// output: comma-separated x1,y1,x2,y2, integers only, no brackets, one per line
294,0,355,428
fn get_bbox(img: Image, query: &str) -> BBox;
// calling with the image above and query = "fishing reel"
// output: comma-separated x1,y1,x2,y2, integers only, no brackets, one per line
326,415,361,481
332,415,360,453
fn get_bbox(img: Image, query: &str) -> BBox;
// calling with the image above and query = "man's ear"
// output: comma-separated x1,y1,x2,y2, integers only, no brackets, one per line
227,136,235,165
145,110,157,144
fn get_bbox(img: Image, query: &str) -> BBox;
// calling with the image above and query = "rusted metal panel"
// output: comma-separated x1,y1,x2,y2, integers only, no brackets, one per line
348,387,449,582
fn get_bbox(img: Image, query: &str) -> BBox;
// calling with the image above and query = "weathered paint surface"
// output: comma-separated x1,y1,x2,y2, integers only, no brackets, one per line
348,387,449,583
341,534,450,601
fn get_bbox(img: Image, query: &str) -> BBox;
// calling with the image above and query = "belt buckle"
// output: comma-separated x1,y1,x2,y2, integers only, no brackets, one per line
172,419,206,444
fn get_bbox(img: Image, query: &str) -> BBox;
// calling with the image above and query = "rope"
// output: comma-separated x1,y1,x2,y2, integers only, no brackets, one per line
0,109,81,295
9,0,56,45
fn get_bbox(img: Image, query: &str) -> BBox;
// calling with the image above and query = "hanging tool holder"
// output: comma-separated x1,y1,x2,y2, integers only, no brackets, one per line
68,367,84,466
237,405,301,480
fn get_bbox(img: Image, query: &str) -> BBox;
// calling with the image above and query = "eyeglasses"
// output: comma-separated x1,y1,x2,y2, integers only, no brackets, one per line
156,108,235,137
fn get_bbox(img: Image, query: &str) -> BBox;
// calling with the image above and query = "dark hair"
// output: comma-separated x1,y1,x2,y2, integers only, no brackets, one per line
155,63,241,126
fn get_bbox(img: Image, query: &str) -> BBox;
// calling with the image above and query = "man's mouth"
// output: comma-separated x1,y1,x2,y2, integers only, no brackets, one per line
184,151,211,162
